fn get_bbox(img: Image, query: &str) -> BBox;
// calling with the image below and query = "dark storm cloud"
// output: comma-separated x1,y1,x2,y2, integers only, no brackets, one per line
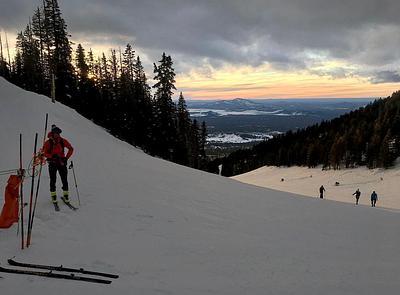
0,0,37,30
370,71,400,84
2,0,400,79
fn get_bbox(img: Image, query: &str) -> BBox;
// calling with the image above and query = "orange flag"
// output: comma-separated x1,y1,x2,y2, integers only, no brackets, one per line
0,175,22,228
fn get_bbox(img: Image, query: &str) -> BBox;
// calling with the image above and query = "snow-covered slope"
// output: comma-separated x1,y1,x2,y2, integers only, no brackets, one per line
234,164,400,210
1,77,400,294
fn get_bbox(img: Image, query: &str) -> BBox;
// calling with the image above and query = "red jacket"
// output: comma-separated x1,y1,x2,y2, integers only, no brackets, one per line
43,132,74,160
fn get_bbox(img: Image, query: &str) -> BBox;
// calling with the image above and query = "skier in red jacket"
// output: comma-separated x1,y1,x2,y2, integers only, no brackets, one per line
42,125,74,207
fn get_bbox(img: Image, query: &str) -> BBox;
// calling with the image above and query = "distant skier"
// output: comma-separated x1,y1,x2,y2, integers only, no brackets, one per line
370,191,378,207
43,125,74,208
319,185,325,199
352,189,361,205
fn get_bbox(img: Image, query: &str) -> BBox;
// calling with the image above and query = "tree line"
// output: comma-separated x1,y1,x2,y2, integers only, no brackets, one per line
0,0,208,169
220,93,400,176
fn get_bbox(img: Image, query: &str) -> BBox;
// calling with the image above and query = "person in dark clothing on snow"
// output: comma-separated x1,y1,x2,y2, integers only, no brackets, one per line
319,185,325,199
352,189,361,205
42,125,74,206
370,191,378,207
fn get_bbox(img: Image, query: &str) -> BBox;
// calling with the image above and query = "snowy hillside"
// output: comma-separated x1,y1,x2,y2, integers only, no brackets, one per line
234,164,400,210
1,77,400,294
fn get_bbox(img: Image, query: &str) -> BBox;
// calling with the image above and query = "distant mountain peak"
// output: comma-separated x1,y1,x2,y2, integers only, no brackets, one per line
218,98,259,106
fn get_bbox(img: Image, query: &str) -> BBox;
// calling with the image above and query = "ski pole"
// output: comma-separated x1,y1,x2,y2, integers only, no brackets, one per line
26,133,38,248
69,161,80,206
29,113,48,245
19,134,25,250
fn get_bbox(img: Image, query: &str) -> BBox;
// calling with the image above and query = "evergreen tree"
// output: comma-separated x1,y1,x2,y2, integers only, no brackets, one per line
392,113,400,155
15,24,42,92
31,6,48,93
379,130,396,168
87,48,95,78
133,56,153,148
43,0,75,103
190,119,201,168
11,50,23,85
74,43,97,118
118,45,136,142
122,43,135,81
75,44,89,80
102,50,120,134
176,92,191,165
152,52,177,160
109,49,119,84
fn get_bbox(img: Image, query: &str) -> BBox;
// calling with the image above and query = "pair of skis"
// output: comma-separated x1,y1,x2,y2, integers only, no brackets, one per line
0,258,119,284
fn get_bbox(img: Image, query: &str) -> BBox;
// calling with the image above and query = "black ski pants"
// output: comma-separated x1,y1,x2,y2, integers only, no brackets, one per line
48,162,69,192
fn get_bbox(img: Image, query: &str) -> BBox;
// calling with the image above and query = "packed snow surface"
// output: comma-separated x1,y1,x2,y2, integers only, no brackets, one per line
233,164,400,210
1,78,400,294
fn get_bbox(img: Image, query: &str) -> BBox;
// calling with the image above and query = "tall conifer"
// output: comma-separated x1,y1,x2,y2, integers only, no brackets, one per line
152,52,177,159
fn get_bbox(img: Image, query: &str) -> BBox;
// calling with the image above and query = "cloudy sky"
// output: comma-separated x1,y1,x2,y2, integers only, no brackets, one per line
1,0,400,99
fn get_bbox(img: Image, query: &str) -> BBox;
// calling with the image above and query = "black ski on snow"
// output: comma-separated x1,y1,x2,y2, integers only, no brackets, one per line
8,259,119,279
0,265,112,284
61,197,78,211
